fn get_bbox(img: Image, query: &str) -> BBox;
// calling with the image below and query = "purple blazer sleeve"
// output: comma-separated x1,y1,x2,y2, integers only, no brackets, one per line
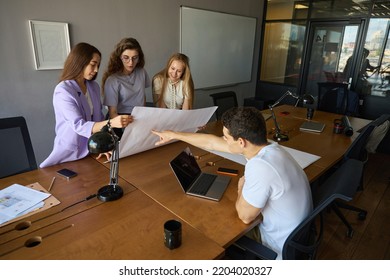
40,80,104,168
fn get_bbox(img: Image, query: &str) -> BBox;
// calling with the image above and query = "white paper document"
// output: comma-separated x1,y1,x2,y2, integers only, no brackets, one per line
0,184,50,225
119,106,217,158
206,143,321,169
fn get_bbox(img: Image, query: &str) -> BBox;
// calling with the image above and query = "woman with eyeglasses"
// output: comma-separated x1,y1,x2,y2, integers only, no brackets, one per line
102,38,151,132
152,53,194,109
40,42,131,168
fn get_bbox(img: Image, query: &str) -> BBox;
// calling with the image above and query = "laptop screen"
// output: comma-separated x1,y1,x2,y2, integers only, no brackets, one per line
170,147,202,191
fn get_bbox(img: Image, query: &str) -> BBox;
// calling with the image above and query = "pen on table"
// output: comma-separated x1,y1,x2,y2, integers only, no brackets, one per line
48,176,56,191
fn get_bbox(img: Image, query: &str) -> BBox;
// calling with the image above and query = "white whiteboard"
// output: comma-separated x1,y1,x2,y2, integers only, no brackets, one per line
180,6,257,89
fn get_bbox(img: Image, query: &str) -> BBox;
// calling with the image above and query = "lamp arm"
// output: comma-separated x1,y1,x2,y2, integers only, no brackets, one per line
108,126,120,188
269,90,298,108
109,139,119,187
268,105,281,133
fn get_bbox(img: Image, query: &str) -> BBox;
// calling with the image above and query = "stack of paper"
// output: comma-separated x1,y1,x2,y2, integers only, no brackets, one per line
0,184,50,225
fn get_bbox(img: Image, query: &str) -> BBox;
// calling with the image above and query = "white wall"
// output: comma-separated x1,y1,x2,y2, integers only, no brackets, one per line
0,0,264,165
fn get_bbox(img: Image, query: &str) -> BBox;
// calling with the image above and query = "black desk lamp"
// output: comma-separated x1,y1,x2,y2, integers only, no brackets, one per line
269,91,315,142
88,120,123,202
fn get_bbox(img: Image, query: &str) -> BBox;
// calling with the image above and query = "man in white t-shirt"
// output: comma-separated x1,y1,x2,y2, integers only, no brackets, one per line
151,107,312,259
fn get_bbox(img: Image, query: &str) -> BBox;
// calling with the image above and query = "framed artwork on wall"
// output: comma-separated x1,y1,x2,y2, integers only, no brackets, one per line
28,20,70,70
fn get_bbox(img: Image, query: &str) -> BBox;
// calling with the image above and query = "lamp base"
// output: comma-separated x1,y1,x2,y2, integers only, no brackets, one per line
97,185,123,202
273,133,289,142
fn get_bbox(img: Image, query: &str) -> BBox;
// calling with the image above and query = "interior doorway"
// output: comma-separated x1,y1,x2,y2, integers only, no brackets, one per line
300,20,364,101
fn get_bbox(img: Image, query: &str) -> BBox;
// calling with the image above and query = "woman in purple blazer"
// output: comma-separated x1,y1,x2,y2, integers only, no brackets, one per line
40,43,131,168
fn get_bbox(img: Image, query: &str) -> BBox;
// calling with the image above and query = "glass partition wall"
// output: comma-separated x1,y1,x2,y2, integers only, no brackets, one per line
362,18,390,97
258,0,390,116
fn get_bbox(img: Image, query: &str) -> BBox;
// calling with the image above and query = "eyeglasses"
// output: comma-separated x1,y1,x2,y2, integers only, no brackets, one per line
121,55,139,63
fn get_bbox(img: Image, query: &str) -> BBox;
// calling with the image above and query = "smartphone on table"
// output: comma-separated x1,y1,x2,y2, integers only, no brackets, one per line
56,168,78,180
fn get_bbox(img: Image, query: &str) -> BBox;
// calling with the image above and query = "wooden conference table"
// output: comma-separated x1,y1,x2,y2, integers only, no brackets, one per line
0,105,370,259
263,105,371,181
0,157,224,259
97,105,371,248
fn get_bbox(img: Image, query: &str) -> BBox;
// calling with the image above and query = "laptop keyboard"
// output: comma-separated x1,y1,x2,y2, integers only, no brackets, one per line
190,173,217,195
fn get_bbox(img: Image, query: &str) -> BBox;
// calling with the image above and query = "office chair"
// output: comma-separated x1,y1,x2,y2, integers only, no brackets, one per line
226,159,363,260
0,116,37,178
317,82,349,115
369,114,390,154
327,114,390,237
344,114,389,191
366,113,390,130
210,91,238,120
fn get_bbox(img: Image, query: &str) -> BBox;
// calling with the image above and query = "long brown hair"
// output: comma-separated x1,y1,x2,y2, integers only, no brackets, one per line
101,38,146,94
153,53,194,108
60,42,101,82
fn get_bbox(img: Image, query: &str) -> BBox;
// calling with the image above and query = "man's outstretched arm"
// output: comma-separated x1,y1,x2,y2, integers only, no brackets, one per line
151,130,230,153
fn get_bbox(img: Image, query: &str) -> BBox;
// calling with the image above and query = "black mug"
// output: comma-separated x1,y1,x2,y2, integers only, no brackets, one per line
164,220,182,249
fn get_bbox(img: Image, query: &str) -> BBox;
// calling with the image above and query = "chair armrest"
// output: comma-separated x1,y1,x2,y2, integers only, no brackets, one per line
234,236,278,260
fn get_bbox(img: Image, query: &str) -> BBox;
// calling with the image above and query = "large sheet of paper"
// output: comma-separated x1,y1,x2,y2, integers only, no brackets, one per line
205,143,321,169
119,106,217,158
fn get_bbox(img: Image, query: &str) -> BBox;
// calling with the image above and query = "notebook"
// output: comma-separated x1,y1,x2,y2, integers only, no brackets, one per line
169,147,231,201
299,121,325,133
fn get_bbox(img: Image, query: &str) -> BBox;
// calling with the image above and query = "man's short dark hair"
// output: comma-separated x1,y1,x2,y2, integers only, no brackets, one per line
221,107,268,145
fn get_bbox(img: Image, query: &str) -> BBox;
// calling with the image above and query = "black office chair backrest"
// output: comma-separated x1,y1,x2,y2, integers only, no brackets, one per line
210,91,238,120
369,113,390,127
317,82,349,115
347,113,390,161
345,123,375,162
312,159,363,208
0,116,37,178
283,159,363,260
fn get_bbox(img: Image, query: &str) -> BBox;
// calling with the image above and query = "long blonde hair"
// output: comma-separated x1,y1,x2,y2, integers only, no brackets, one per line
153,53,194,108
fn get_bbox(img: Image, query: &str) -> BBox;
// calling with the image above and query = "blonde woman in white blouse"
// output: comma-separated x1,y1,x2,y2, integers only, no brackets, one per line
152,53,194,109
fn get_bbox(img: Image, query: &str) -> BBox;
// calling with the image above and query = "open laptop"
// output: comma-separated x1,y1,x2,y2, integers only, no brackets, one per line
169,147,231,201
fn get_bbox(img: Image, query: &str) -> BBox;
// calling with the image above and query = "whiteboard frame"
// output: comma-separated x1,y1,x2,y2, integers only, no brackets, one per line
180,6,257,89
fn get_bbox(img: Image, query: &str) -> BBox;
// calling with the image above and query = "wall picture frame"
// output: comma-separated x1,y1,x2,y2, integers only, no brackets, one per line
28,20,70,70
